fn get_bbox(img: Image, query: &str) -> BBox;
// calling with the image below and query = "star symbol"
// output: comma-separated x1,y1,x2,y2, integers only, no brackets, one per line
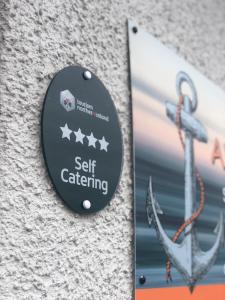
60,123,72,140
86,132,97,148
74,128,85,144
98,136,109,152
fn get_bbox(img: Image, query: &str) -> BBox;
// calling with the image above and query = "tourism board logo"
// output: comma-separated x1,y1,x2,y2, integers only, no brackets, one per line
60,89,110,122
60,90,76,112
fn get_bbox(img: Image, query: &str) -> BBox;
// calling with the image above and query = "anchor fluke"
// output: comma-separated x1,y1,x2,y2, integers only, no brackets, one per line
146,177,163,226
146,177,224,290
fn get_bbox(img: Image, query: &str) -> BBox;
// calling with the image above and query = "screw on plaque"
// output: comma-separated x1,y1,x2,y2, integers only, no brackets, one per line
132,26,138,34
139,275,146,285
83,70,92,80
82,200,92,210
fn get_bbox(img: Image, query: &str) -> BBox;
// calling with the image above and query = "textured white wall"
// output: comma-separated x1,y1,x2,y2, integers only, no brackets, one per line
1,0,225,299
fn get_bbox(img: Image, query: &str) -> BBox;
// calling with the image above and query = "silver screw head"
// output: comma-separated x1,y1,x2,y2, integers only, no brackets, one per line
82,200,91,210
83,70,92,80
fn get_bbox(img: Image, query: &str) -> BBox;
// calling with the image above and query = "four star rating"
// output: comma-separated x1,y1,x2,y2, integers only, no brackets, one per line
60,123,109,152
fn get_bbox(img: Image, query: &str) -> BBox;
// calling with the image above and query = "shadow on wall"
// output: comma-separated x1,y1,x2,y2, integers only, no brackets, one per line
0,0,10,148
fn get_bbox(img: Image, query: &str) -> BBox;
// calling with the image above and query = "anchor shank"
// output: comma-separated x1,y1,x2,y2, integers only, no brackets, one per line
183,95,196,277
184,95,195,228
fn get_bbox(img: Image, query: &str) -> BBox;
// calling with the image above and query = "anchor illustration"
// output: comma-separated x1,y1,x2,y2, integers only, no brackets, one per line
146,71,224,291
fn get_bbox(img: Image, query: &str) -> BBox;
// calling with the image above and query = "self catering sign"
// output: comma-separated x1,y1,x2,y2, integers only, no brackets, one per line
42,66,122,214
128,21,225,299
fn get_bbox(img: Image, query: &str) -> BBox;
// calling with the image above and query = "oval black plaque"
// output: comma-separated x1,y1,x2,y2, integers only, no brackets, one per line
41,66,123,214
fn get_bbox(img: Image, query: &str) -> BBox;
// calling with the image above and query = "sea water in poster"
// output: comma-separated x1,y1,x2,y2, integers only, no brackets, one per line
128,21,225,299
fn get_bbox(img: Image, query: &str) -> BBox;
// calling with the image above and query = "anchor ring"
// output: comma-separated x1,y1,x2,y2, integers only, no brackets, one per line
176,71,198,112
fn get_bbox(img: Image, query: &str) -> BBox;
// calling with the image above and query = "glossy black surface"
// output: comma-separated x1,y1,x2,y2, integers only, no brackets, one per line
42,66,123,214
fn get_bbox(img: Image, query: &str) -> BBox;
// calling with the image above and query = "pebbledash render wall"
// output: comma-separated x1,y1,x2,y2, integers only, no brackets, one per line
1,0,225,299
